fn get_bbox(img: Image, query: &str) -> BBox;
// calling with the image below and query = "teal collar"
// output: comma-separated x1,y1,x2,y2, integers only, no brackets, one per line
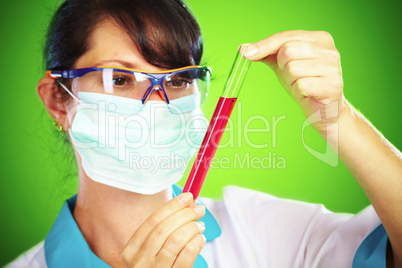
44,185,221,268
352,224,388,268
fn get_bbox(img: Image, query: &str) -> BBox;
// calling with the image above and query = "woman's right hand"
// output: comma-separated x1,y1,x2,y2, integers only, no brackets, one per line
121,193,206,267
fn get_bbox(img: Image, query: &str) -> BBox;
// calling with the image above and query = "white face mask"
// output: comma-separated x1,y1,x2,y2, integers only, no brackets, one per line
67,92,208,195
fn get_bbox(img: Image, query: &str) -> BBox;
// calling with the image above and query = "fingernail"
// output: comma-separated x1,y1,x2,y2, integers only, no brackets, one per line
193,205,205,214
197,221,205,231
178,193,193,205
245,45,258,58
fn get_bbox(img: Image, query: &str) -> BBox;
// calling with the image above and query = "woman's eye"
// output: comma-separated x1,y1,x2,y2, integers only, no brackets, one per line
167,79,192,88
113,76,131,86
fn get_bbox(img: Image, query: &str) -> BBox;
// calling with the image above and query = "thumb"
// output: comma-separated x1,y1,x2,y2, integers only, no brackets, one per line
241,43,278,71
261,54,279,72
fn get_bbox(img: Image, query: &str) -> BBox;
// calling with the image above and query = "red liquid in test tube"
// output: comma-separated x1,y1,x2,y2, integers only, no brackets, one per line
184,97,237,197
183,46,252,199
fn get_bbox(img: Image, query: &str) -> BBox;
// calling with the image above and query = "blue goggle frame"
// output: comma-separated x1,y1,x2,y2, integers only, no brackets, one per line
46,65,212,104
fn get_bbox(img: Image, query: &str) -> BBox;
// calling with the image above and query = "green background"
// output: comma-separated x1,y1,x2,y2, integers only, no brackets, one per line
1,0,401,265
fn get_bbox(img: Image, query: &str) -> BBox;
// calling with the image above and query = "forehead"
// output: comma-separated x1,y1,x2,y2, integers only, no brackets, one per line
73,19,163,72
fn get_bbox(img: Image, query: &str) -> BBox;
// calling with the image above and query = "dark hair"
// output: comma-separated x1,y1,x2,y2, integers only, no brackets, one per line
44,0,203,72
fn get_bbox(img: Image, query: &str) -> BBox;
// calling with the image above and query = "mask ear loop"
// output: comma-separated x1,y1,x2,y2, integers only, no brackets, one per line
55,80,85,144
57,81,82,104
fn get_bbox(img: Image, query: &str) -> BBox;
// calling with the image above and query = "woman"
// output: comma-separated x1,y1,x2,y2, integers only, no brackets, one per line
7,0,402,267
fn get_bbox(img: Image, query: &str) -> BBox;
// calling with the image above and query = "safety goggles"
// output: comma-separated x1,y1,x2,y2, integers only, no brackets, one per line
46,65,212,114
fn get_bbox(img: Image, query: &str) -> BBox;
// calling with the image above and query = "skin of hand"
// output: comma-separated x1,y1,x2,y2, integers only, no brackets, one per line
121,192,206,268
243,30,344,136
244,30,402,268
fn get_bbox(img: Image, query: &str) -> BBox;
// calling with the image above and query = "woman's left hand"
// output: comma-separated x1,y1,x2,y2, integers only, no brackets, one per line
244,30,346,136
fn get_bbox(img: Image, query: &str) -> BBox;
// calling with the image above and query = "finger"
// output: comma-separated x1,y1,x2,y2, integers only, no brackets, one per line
276,40,316,70
277,41,341,71
291,76,343,103
155,221,205,266
172,234,206,268
244,30,335,61
122,193,194,258
283,59,340,87
141,205,205,257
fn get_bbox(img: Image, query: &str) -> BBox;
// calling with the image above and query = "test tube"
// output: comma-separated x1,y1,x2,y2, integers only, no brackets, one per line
183,45,252,199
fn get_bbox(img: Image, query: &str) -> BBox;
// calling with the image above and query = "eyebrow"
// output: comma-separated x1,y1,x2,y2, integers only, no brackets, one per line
93,59,140,69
